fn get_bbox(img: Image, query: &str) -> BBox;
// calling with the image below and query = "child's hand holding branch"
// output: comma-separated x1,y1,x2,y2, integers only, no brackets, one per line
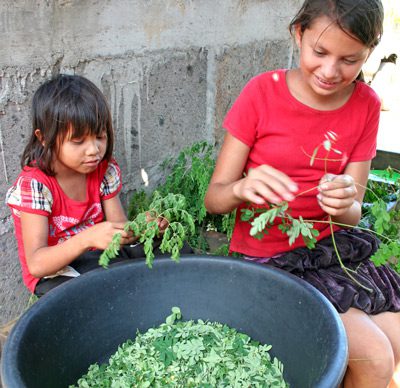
233,165,299,205
84,221,136,250
317,173,358,217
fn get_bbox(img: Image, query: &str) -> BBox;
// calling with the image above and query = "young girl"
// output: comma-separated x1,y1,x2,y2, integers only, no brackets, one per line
6,74,166,297
205,1,400,387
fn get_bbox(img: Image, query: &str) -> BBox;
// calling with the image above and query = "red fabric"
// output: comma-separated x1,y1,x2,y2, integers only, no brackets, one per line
7,159,122,292
223,69,380,258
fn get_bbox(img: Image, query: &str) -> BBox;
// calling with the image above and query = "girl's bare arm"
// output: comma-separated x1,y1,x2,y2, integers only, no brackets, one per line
20,212,132,278
102,193,128,223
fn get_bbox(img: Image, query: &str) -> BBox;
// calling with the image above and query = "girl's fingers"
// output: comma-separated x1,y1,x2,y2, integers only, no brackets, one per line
255,165,299,193
317,174,357,216
319,174,354,191
244,180,291,204
242,187,271,205
318,195,354,209
318,175,356,207
114,221,128,229
241,165,298,203
158,218,169,230
318,186,357,200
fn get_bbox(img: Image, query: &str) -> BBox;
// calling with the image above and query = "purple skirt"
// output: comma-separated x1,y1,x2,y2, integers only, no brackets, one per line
249,229,400,315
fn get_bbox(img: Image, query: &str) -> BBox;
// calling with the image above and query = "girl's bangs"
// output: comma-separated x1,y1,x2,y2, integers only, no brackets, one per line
63,102,108,140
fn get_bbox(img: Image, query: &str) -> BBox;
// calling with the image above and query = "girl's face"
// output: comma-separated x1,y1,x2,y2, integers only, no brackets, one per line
54,128,108,175
295,15,371,100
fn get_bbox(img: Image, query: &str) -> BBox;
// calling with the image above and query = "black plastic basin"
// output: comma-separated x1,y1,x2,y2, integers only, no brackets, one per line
1,255,347,387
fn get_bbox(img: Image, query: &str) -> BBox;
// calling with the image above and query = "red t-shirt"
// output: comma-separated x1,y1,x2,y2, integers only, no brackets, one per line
6,159,122,292
223,69,380,258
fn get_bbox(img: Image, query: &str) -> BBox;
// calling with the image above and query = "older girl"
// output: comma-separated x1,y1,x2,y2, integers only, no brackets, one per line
205,1,400,386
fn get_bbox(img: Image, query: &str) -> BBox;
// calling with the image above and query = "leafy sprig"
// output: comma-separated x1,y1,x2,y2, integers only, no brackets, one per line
241,201,320,250
99,192,196,269
128,141,236,254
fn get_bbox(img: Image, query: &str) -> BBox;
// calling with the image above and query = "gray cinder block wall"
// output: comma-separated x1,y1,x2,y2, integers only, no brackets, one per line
0,0,300,325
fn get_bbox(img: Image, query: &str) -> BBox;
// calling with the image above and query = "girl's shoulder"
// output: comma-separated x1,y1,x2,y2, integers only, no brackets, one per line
98,158,122,198
12,166,56,189
96,158,120,181
246,69,287,89
6,167,55,214
237,69,287,104
354,80,381,105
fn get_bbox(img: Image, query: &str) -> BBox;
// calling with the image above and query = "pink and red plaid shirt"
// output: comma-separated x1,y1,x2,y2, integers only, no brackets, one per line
6,159,122,292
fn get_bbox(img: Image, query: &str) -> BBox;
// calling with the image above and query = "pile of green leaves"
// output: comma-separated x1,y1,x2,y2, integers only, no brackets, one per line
99,192,195,268
241,202,319,250
128,141,235,254
70,307,288,388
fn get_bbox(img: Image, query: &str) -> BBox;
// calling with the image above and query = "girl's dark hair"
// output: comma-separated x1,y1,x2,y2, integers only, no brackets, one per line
289,0,384,80
22,74,114,175
290,0,384,48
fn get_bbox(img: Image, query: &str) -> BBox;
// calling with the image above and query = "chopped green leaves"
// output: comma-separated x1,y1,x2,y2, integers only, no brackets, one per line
70,308,288,388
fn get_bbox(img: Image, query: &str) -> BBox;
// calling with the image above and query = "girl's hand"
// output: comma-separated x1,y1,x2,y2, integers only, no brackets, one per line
157,217,169,233
317,173,357,216
145,212,169,234
85,221,135,249
232,164,298,205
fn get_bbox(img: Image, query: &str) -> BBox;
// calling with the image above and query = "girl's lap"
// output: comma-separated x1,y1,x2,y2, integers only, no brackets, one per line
263,229,400,315
34,240,194,297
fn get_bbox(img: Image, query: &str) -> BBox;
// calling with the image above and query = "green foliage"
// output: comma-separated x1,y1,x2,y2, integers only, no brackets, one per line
127,141,236,254
100,192,196,268
363,168,400,205
158,141,215,224
70,307,288,388
127,189,151,220
241,202,319,250
98,233,122,268
360,169,400,273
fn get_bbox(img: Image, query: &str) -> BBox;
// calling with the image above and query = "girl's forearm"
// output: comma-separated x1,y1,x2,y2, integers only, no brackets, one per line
331,200,362,228
27,232,90,278
205,181,243,214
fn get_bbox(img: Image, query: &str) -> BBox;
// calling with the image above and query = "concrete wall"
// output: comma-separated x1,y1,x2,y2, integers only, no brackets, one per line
0,0,300,325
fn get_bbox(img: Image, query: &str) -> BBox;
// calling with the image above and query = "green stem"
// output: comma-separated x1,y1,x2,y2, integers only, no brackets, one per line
296,217,395,244
356,182,381,202
328,217,373,293
259,200,397,244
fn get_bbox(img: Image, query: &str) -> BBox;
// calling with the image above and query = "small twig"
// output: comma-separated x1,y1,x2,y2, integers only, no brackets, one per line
294,184,320,198
296,217,396,244
301,146,343,163
355,182,381,202
329,217,373,293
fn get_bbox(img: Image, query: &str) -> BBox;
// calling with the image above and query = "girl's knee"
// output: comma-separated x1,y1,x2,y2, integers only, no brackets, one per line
348,342,395,385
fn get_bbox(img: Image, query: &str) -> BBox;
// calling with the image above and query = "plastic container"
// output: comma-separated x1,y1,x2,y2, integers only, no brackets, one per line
1,255,348,387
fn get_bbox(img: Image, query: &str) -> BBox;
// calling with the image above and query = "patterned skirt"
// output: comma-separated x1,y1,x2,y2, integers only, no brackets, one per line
247,229,400,315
